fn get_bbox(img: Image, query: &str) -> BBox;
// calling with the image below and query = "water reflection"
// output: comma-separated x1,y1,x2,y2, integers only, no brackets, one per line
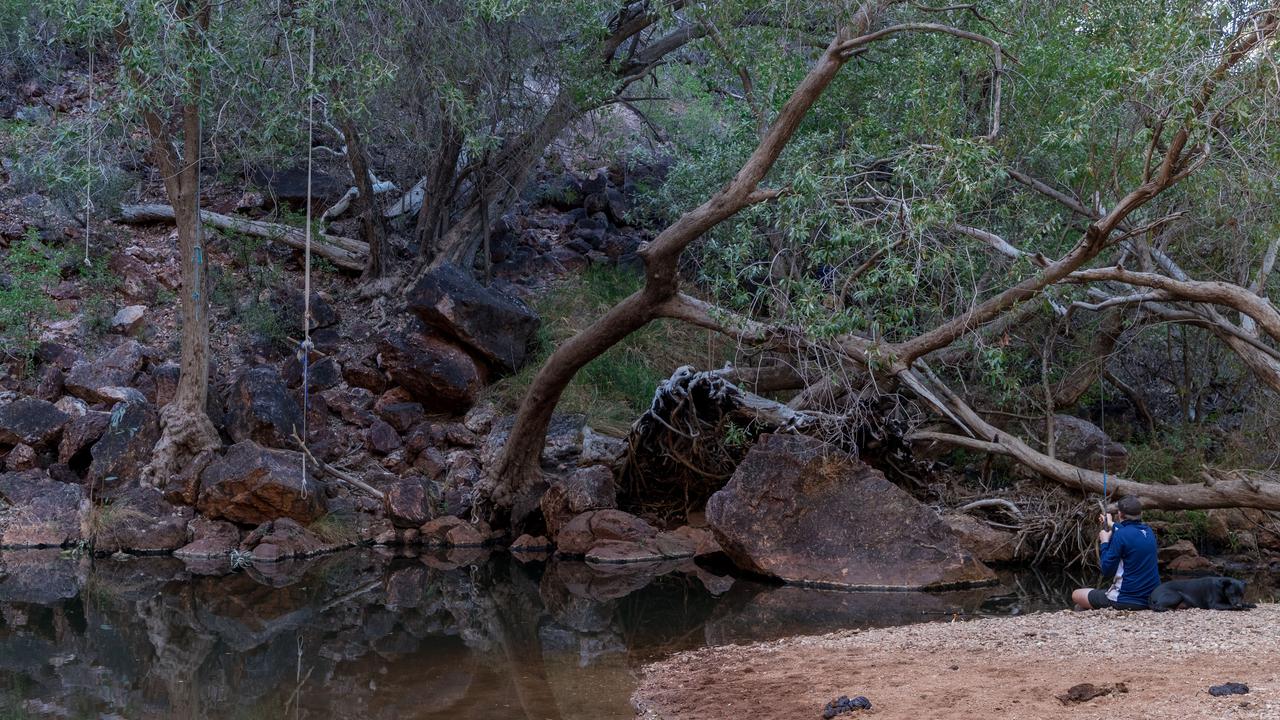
0,549,1162,719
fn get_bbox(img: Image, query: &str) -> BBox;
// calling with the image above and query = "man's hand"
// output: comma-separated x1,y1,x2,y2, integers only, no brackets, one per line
1098,513,1114,544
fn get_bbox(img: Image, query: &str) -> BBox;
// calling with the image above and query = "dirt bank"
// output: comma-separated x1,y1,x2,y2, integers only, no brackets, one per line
634,604,1280,719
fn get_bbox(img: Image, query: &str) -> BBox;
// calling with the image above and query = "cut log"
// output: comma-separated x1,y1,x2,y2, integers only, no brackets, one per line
116,203,368,271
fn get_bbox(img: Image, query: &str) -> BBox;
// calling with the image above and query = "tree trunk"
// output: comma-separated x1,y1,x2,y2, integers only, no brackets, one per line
135,0,221,488
341,117,387,280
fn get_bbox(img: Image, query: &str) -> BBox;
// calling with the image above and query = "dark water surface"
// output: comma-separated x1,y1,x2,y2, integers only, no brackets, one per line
0,548,1270,719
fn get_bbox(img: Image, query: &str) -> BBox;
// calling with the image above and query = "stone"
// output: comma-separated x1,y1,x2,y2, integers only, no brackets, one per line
96,386,148,405
0,469,86,548
541,465,617,537
1158,539,1200,565
373,387,425,433
109,251,158,302
665,525,723,557
2,444,36,472
34,365,63,401
0,396,70,447
320,386,375,426
85,401,160,493
445,523,485,548
512,534,552,552
54,396,88,418
365,419,402,455
163,448,215,507
413,446,447,480
197,440,326,525
483,413,586,470
273,288,340,331
463,402,498,434
281,354,343,392
1160,539,1215,573
944,513,1024,564
419,516,465,545
406,263,540,374
1053,414,1128,473
378,325,487,412
706,433,996,590
226,366,303,449
555,509,658,557
242,518,334,562
174,516,242,558
57,410,110,467
581,427,626,465
385,477,432,528
89,485,193,553
151,362,181,407
36,341,82,370
63,340,144,403
110,305,148,335
581,536,694,564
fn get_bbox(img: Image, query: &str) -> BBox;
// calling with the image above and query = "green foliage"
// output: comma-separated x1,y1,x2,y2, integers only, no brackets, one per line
488,265,729,434
309,513,359,545
1125,427,1216,485
1146,509,1211,546
0,229,63,370
211,228,289,348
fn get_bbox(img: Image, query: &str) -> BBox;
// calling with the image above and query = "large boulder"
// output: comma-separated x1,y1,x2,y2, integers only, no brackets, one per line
89,485,193,553
554,509,657,556
85,400,160,493
377,323,487,412
226,365,303,449
174,516,242,558
197,441,326,525
0,396,70,447
943,513,1024,565
0,469,86,547
240,518,336,561
63,340,145,403
384,476,433,528
407,263,540,373
1053,414,1128,473
706,434,996,590
58,410,111,467
541,465,617,537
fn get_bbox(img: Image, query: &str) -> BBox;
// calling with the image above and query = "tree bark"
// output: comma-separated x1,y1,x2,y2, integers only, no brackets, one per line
339,116,387,280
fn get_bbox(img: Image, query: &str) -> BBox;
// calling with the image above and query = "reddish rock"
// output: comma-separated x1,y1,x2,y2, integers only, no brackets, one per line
1167,554,1216,574
374,387,425,433
364,419,402,455
89,485,193,553
1053,414,1128,473
512,534,552,552
3,444,37,472
0,396,70,447
378,323,488,413
162,448,215,507
584,539,668,564
319,386,376,427
666,525,723,556
226,365,303,449
407,262,540,374
419,516,466,544
555,509,658,557
243,518,334,562
151,362,181,407
541,465,617,537
385,478,432,528
63,340,144,403
944,513,1024,564
197,440,326,525
445,523,485,548
58,410,110,466
0,469,86,547
34,366,63,402
86,401,160,494
706,433,996,590
174,516,242,558
413,446,447,480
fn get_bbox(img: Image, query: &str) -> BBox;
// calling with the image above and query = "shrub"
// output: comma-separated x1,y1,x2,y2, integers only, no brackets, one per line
0,228,63,371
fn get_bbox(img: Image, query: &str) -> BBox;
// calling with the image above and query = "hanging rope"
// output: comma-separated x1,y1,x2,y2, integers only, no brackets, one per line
298,24,316,496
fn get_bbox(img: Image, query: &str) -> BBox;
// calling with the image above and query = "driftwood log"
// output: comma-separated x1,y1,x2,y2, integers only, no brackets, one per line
117,203,368,271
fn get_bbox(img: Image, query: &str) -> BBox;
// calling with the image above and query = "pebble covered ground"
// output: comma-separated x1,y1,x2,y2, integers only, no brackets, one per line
635,603,1280,719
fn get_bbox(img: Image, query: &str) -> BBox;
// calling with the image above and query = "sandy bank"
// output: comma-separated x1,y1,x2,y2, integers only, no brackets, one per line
634,604,1280,719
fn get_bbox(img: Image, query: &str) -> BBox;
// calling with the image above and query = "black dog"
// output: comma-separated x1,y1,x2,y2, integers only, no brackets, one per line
1149,576,1255,611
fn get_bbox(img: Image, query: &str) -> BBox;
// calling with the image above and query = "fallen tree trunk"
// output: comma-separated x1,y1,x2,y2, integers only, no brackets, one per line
116,203,368,271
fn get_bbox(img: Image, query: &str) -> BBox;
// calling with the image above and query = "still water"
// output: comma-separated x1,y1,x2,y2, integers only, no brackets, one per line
0,548,1249,719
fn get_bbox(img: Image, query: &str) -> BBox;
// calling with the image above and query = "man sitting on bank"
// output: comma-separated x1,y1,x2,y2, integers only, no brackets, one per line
1071,495,1160,610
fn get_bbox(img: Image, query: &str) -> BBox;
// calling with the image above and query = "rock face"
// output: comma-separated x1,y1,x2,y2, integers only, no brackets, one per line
706,434,996,590
63,340,145,403
943,513,1023,564
1052,414,1128,473
541,465,617,537
197,441,326,525
226,366,303,449
86,401,160,493
378,324,487,412
89,485,193,553
0,396,70,447
407,263,540,373
0,469,86,547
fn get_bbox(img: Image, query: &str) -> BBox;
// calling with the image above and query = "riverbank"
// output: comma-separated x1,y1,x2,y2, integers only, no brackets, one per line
634,604,1280,719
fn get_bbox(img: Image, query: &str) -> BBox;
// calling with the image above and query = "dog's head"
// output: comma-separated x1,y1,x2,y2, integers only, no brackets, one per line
1219,577,1248,608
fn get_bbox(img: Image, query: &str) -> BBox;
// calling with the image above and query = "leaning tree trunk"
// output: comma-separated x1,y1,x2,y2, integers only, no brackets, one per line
340,117,387,281
485,5,885,525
